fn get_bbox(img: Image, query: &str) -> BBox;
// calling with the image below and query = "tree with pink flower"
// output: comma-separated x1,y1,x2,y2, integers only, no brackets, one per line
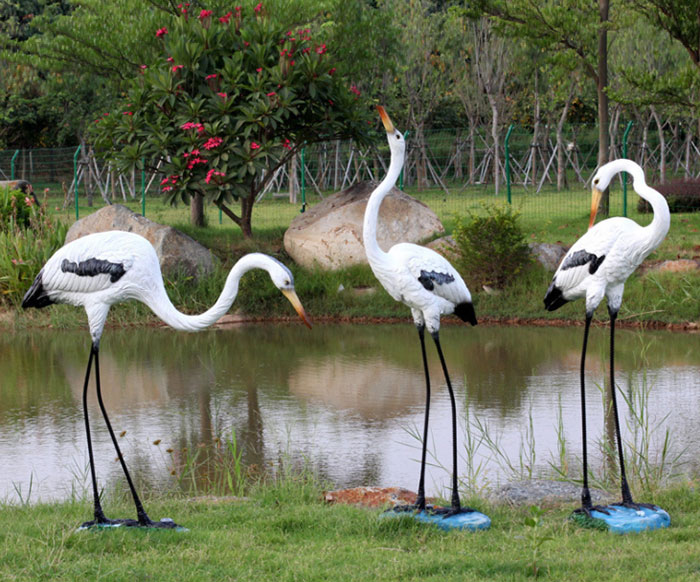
91,2,370,237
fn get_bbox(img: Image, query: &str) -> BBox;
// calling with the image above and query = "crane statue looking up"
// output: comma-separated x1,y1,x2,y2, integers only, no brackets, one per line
364,107,489,531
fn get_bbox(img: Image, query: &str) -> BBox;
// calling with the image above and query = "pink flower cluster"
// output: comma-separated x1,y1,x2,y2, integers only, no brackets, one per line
316,44,327,55
181,121,205,134
205,169,225,184
254,3,263,13
178,3,190,16
251,142,260,150
156,27,168,38
350,85,361,96
183,149,207,170
171,64,184,73
203,137,223,150
199,9,213,20
186,156,208,170
282,139,292,150
160,174,180,193
219,11,233,24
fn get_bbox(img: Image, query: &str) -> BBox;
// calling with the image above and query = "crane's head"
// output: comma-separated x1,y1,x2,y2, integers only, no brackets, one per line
377,106,406,156
260,255,312,328
589,159,644,229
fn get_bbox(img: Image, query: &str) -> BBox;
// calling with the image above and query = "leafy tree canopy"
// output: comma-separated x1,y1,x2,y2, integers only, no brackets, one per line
90,3,372,237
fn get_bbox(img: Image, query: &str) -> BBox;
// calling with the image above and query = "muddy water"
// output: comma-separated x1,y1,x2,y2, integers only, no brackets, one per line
1,323,699,503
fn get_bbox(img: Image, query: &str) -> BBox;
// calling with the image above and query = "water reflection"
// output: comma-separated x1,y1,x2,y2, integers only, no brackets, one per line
1,323,699,503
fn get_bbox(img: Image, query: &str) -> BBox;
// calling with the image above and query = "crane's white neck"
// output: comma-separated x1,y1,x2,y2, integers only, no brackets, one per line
142,253,276,332
616,160,670,252
363,141,405,264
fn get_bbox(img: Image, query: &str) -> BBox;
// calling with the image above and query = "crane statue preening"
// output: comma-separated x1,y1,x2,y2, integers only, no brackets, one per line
23,230,311,529
544,159,671,533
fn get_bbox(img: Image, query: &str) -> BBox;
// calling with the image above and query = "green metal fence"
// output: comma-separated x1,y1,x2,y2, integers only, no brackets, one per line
2,121,697,227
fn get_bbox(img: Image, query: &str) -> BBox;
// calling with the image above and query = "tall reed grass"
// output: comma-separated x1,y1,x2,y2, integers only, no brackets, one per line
0,188,67,306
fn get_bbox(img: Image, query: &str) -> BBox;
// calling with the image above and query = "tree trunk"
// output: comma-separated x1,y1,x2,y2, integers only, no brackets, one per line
416,125,427,191
650,106,666,183
240,191,254,239
454,131,463,180
190,191,205,227
468,117,476,185
289,154,298,204
489,94,500,195
530,69,540,186
556,88,575,191
597,0,610,215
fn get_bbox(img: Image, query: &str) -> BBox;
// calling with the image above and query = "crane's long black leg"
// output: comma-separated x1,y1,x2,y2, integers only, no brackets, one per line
82,344,109,525
607,307,634,506
93,347,153,526
579,314,593,512
415,324,430,511
431,331,465,514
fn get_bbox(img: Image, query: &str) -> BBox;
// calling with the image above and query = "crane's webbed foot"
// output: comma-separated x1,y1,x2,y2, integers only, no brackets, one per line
572,504,611,519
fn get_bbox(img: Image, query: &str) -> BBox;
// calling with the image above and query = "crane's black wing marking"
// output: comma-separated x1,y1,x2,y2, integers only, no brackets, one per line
417,269,455,291
61,258,126,283
561,250,606,274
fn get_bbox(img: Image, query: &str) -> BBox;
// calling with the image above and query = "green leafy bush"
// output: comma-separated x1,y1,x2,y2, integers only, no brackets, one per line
451,204,531,290
0,187,33,231
0,188,67,306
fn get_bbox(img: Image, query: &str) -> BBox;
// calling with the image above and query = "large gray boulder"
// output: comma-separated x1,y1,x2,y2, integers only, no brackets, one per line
283,181,444,270
65,204,215,279
529,242,568,272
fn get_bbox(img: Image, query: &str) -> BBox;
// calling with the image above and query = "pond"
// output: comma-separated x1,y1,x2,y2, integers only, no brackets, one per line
1,323,699,504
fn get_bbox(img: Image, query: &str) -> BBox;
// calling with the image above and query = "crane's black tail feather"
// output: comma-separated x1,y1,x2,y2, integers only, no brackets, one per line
21,270,54,309
544,282,569,312
454,302,477,326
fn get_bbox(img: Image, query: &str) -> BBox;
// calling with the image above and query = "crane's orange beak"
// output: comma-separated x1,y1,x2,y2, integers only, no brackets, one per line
377,106,395,133
282,289,312,329
589,187,603,230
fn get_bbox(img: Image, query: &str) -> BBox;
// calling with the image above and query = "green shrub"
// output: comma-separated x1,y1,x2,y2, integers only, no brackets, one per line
451,204,531,290
0,186,33,231
0,191,67,306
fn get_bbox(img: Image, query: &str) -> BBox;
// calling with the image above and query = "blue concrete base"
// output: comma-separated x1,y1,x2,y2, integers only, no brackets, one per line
571,504,670,534
78,517,188,532
381,506,491,532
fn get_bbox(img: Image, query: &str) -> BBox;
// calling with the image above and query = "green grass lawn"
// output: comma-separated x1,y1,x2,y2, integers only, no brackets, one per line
1,480,699,581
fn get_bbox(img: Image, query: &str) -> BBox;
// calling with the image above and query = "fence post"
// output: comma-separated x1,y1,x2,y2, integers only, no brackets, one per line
10,150,19,180
505,124,515,204
622,121,633,217
141,161,146,217
73,145,82,221
300,146,306,213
